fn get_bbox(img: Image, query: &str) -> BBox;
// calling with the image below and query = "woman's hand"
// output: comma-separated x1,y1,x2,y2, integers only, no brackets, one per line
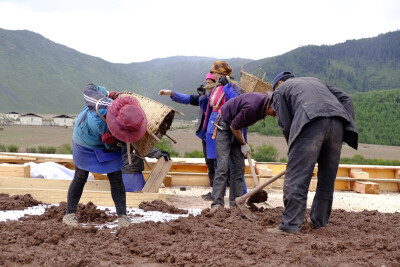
158,89,173,96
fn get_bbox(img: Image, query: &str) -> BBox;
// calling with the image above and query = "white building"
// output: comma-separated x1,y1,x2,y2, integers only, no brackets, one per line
53,115,74,127
20,113,43,126
5,112,20,120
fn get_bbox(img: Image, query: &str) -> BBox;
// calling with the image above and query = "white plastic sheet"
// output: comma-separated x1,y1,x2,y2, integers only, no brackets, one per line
25,162,95,180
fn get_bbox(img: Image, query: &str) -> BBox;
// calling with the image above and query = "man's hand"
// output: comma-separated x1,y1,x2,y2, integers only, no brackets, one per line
241,143,251,156
108,91,119,100
101,132,116,145
158,89,173,96
160,150,171,161
197,84,206,96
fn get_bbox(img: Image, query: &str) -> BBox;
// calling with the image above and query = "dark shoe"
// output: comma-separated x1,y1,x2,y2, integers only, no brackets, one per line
201,192,212,201
267,227,296,235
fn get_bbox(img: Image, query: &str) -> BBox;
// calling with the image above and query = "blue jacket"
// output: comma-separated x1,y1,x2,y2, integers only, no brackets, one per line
73,84,113,149
199,83,242,159
171,91,206,140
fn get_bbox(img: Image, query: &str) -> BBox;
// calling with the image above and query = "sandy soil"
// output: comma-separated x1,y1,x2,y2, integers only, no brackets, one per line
1,125,399,160
1,190,400,266
168,129,400,161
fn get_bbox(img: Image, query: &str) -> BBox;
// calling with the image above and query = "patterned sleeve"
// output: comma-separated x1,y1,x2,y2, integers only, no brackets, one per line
83,84,113,111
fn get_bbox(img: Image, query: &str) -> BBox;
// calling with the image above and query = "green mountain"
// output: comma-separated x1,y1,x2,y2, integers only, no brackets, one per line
0,28,250,115
1,28,400,146
239,31,400,93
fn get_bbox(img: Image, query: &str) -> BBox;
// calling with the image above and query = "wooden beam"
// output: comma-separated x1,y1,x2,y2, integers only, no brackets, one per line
349,168,370,180
0,164,30,178
350,181,380,194
142,157,173,193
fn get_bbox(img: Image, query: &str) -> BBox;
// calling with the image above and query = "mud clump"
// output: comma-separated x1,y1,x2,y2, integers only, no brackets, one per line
139,200,188,214
20,201,117,224
0,193,42,210
247,190,269,204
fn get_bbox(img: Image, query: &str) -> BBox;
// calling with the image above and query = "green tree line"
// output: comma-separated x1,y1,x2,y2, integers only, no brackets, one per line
248,88,400,146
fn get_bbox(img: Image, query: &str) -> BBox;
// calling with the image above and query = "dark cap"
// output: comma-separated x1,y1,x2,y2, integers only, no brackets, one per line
272,71,294,90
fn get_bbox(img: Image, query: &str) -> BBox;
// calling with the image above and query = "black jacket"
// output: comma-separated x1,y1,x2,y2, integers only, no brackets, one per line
121,146,161,174
271,77,358,150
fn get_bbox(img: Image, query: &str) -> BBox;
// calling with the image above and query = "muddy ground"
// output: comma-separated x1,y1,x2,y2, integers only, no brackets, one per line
0,194,399,266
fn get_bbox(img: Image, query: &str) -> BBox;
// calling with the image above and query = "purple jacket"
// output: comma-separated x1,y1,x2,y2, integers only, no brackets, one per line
221,92,271,130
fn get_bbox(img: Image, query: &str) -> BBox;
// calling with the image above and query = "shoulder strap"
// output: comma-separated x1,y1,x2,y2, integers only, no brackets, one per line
95,97,107,123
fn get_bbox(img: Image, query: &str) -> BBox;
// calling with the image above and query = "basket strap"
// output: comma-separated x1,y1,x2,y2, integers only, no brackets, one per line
95,97,107,123
215,91,225,109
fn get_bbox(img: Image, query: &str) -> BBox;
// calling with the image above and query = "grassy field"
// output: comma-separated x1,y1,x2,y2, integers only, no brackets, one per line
0,125,399,161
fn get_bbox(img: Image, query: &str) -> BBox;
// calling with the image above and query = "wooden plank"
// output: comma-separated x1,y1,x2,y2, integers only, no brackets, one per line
349,168,370,179
142,157,173,193
0,164,30,178
0,177,111,191
0,188,165,207
255,165,272,177
350,181,380,194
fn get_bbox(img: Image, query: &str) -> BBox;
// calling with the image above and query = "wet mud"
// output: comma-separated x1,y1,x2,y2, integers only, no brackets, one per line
139,200,188,214
0,193,42,210
1,195,400,266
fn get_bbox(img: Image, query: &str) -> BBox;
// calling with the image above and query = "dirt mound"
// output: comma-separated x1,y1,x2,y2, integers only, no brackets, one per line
19,201,117,224
0,193,42,210
139,200,188,214
1,196,400,266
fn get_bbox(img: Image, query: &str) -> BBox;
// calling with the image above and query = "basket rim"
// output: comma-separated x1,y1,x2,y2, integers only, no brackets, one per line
241,71,272,86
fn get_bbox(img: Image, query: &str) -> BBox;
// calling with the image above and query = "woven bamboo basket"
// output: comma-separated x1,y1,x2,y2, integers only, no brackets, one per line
240,70,273,94
240,71,272,94
117,91,177,157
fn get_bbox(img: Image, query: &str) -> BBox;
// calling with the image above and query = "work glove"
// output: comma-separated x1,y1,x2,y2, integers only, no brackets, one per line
108,91,118,100
197,84,206,96
219,76,231,86
160,150,171,161
101,132,116,145
158,89,173,96
241,143,251,156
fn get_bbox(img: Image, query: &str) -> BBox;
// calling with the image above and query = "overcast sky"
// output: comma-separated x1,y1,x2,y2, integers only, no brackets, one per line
0,0,399,63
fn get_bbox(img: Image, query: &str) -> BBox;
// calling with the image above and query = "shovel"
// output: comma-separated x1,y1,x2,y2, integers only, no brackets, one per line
246,153,269,204
235,169,286,221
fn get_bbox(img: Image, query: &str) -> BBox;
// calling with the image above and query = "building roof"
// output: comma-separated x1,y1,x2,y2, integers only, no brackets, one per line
21,113,43,118
53,115,73,119
6,112,20,114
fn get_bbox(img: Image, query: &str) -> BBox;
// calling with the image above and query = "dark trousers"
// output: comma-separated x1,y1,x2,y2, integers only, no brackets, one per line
67,167,127,216
279,117,344,233
211,119,245,207
202,139,215,187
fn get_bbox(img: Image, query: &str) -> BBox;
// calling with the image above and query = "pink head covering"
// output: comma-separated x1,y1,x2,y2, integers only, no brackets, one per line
205,73,215,82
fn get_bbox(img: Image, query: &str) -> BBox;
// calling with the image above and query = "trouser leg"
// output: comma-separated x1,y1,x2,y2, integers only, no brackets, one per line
107,170,127,216
310,118,344,229
67,167,89,214
228,138,245,207
202,140,215,187
279,118,329,233
211,127,231,208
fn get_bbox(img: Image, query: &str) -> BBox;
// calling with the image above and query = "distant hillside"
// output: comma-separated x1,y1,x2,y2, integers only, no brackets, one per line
2,28,400,116
240,31,400,93
0,28,250,115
